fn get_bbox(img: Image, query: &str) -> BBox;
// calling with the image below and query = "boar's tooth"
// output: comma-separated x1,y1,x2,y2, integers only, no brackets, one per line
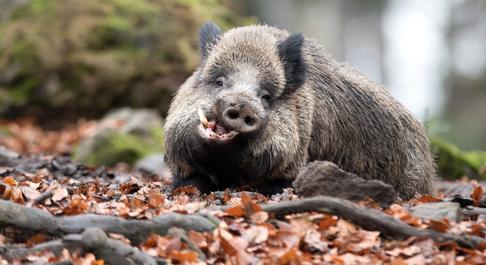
198,107,209,127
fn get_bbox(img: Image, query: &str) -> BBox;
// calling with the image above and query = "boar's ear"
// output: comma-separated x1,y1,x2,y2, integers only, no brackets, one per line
277,33,307,93
199,21,222,61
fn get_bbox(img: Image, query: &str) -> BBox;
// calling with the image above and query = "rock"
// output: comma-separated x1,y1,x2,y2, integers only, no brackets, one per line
0,146,20,166
293,161,397,208
73,108,164,166
409,202,462,222
435,180,486,198
135,153,167,178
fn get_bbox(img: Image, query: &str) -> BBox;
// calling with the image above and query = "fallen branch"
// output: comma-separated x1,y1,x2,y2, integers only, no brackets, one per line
2,228,166,265
81,227,164,265
462,206,486,216
260,196,486,249
0,199,216,244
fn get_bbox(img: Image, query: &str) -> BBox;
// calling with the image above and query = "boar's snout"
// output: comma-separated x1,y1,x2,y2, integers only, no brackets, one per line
218,95,261,134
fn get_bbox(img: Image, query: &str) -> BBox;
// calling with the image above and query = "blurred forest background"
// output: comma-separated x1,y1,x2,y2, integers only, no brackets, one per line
0,0,485,178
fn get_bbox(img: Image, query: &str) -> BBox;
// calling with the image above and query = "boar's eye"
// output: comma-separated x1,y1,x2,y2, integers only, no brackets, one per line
261,90,271,103
215,76,225,87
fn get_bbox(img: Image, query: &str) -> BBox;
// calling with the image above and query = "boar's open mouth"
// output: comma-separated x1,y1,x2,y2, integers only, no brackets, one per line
197,107,239,142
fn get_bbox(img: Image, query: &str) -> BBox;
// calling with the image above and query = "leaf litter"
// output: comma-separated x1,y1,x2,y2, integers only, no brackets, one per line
1,120,486,264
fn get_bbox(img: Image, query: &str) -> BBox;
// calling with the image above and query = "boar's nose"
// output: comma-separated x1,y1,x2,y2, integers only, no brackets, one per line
220,97,261,133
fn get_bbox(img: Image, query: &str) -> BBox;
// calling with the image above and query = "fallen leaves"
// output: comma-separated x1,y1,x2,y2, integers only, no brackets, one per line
3,120,486,264
0,119,96,155
1,181,25,203
225,192,262,218
64,194,89,215
219,228,256,265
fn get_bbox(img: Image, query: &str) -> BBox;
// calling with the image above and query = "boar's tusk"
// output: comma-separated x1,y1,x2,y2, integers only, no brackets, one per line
198,107,209,128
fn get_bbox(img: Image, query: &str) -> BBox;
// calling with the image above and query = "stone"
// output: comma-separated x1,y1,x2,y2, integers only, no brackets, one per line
135,153,167,178
0,146,20,166
293,161,397,208
409,202,462,222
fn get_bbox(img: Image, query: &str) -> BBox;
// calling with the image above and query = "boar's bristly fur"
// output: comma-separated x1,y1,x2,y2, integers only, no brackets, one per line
164,23,435,199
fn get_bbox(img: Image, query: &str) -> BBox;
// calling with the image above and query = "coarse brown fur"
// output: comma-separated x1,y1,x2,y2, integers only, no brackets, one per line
164,23,435,199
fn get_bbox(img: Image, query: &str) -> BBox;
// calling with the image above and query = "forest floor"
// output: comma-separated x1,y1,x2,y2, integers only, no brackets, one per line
1,119,486,265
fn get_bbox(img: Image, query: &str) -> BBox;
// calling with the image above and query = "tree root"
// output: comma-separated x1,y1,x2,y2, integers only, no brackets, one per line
2,228,166,265
0,199,217,244
261,196,486,249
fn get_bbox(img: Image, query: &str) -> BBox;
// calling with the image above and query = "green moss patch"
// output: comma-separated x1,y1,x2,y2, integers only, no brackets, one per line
73,125,163,167
431,137,486,180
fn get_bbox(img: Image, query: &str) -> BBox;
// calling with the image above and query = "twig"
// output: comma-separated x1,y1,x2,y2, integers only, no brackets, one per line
462,206,486,216
29,190,54,206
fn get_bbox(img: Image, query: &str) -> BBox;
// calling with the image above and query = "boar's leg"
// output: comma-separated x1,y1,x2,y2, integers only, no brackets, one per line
171,175,216,194
253,178,294,195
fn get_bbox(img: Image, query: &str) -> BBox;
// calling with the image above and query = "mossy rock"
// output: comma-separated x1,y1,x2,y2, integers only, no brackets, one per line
0,0,255,121
431,137,486,180
74,130,162,167
73,108,164,166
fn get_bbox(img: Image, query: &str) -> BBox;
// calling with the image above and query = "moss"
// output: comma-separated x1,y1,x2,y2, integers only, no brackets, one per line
148,126,165,149
431,137,486,180
77,129,163,167
0,0,255,120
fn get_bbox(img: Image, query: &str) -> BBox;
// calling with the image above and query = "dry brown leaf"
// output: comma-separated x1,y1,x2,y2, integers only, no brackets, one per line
91,259,104,265
20,186,42,201
171,185,200,196
250,211,268,224
241,192,262,214
302,229,327,253
405,254,426,265
468,223,485,237
52,187,69,202
142,234,160,248
26,233,48,247
168,250,199,263
318,215,338,230
64,195,89,215
219,228,254,265
242,225,269,245
3,176,16,185
350,230,381,253
3,185,25,204
147,189,165,208
267,230,301,261
226,204,246,217
428,219,450,233
471,185,484,206
386,245,421,257
414,194,442,204
188,230,208,249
